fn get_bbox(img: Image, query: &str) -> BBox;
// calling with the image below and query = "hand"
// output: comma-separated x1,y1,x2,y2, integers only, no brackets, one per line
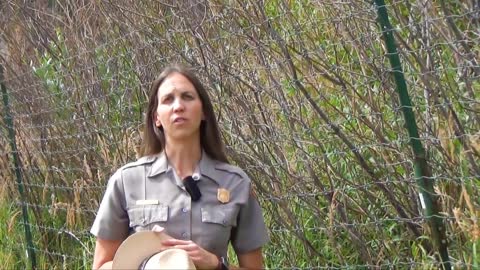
161,238,219,270
152,225,165,233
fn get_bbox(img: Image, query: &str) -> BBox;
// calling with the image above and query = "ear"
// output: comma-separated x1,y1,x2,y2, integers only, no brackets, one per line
154,112,162,127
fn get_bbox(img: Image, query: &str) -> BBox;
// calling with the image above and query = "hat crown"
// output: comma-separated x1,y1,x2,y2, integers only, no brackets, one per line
143,249,196,269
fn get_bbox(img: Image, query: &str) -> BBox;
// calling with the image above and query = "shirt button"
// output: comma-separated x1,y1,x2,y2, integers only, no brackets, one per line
222,219,227,225
182,208,188,213
182,232,188,238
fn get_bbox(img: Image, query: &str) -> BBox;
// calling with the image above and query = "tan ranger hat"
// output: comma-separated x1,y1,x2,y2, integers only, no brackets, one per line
111,231,196,269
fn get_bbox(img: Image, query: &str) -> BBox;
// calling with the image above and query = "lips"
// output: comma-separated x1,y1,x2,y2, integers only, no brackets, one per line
173,117,187,123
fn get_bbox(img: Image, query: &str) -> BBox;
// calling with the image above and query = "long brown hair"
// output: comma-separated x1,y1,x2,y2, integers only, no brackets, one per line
142,65,228,163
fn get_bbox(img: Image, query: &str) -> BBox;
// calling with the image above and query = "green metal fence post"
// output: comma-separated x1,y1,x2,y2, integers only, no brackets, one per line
0,64,37,270
372,1,451,269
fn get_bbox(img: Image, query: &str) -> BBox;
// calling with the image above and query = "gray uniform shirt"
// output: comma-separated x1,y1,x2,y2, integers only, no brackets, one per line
90,152,269,257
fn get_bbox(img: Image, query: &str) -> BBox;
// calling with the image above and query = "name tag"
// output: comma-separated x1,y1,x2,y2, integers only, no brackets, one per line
135,199,159,206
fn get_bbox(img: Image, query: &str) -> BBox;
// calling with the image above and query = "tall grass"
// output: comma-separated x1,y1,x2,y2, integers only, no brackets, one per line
0,183,26,269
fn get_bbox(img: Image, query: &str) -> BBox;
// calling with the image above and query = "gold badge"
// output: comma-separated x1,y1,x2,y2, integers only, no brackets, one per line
217,188,230,204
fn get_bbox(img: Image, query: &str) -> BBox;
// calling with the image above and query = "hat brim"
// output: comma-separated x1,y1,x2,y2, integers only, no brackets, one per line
112,231,173,269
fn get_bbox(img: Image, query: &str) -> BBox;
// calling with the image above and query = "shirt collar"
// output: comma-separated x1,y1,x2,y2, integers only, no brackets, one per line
147,150,219,181
147,152,168,178
198,151,219,182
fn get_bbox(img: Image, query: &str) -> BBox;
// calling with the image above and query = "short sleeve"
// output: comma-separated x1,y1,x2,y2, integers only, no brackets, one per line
231,183,269,254
90,170,129,240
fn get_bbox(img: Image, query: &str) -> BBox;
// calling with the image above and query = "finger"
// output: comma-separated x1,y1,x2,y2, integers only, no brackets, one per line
162,239,192,246
156,245,187,253
185,248,209,258
186,251,204,260
152,225,164,233
173,243,197,251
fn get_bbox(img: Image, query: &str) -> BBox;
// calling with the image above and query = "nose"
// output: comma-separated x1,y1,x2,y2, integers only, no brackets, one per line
172,98,185,112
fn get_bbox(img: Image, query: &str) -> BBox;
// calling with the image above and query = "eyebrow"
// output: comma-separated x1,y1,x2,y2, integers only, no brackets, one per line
159,89,196,98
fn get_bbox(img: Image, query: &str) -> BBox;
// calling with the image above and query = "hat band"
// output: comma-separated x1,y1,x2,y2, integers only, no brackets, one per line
138,253,156,270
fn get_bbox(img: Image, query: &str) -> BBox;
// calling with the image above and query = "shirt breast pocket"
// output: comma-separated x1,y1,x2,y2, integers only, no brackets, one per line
127,205,169,231
201,205,239,227
200,204,239,250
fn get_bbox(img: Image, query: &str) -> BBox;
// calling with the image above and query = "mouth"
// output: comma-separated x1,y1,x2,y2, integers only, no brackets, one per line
173,117,187,123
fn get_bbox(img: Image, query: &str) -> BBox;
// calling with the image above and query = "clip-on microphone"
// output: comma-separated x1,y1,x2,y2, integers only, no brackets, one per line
183,176,201,202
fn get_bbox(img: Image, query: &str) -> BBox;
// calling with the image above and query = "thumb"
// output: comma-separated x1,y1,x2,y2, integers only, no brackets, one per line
152,225,165,233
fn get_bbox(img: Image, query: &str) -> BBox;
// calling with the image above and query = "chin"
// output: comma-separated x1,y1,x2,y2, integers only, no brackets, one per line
169,131,201,142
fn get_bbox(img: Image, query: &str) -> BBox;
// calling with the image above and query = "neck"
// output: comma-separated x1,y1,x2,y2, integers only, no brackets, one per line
164,138,202,179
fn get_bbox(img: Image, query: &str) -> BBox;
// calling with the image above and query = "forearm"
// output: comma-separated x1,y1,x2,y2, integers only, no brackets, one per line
92,238,122,269
228,264,263,270
235,248,264,270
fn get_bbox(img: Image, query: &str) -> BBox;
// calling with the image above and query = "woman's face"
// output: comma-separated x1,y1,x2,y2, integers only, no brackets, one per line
154,72,204,143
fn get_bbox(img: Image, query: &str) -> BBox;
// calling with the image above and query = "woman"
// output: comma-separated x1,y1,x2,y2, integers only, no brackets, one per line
91,65,269,269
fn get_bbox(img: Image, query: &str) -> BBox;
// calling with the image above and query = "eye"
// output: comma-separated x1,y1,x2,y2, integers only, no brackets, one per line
161,95,173,103
182,92,195,100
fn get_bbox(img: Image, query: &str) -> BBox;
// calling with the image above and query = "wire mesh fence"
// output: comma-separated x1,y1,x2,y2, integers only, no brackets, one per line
0,0,479,269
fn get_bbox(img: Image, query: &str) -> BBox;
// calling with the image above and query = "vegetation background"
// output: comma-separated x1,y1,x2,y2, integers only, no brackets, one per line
0,0,478,269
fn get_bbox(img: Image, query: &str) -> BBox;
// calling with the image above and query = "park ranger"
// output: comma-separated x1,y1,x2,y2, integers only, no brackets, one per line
91,65,269,269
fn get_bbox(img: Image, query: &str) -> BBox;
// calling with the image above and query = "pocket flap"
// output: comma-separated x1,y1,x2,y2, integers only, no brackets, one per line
128,205,169,227
201,205,238,227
